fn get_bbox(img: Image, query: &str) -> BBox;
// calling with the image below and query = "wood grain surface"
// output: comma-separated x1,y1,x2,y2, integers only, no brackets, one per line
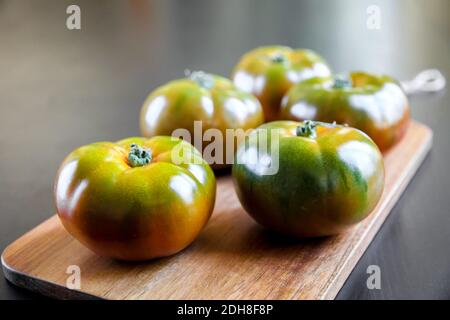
1,120,432,300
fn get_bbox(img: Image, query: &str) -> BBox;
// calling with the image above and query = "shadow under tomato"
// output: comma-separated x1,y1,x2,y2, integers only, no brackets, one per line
192,208,334,259
212,166,232,177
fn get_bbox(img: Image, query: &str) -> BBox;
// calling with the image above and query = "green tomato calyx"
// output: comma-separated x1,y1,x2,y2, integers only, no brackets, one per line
128,143,152,167
332,74,353,89
296,120,317,139
185,69,215,89
296,120,347,138
270,53,287,64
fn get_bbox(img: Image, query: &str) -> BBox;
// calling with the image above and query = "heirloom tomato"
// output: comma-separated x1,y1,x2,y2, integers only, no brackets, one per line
140,71,264,169
232,46,331,121
232,120,384,237
281,72,410,150
55,136,216,261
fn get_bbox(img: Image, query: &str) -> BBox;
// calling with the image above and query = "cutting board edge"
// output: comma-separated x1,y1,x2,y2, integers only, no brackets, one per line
320,124,433,300
1,252,100,300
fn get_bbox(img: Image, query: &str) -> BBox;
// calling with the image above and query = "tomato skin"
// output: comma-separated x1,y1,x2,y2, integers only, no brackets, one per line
54,136,216,261
232,121,384,237
232,46,331,122
281,72,410,150
140,73,264,169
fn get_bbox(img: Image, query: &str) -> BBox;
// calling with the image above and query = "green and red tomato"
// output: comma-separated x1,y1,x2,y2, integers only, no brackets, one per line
232,120,385,237
281,72,410,150
55,136,216,261
232,46,331,122
140,71,264,169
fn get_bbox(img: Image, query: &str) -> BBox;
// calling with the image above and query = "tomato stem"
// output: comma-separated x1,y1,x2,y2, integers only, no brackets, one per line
296,120,317,138
271,53,287,64
332,74,352,89
296,120,348,138
128,144,152,167
185,70,215,89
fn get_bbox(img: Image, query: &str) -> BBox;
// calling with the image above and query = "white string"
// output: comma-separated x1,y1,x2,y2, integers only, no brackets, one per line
401,69,446,95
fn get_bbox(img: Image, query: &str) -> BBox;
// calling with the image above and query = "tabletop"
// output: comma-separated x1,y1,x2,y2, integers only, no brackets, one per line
0,0,449,300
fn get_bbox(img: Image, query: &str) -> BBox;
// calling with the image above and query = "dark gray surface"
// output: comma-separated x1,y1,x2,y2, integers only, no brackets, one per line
0,0,449,300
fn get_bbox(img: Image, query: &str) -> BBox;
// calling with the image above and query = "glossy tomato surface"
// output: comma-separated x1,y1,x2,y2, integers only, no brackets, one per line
281,72,410,150
55,136,216,261
232,120,385,237
140,72,264,169
232,46,331,122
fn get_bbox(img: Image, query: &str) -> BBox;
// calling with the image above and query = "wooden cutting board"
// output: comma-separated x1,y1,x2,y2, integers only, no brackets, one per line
2,120,432,300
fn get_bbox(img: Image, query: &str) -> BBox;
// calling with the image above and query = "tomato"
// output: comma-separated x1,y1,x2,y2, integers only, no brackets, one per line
140,71,264,169
232,120,384,237
54,136,216,261
232,46,331,122
281,72,410,150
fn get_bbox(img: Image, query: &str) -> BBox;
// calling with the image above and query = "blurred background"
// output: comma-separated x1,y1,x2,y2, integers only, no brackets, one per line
0,0,449,299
